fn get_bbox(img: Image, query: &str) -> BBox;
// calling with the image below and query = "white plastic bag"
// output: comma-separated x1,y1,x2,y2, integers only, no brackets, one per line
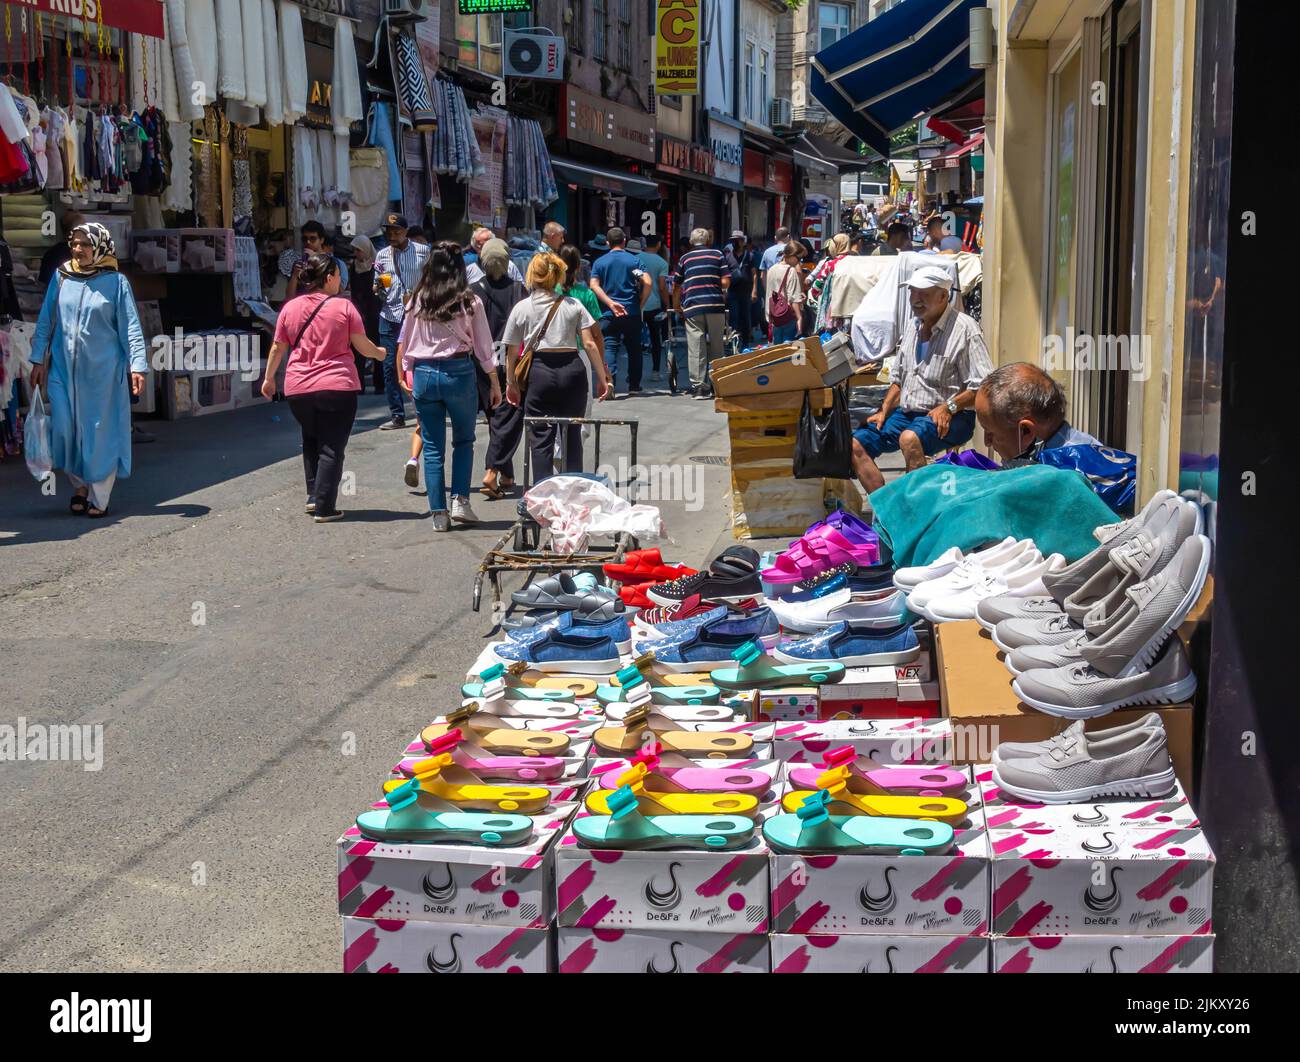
24,386,54,482
523,475,665,555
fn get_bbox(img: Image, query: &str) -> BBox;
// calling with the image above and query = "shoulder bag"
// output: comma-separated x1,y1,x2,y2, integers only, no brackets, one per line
513,294,564,392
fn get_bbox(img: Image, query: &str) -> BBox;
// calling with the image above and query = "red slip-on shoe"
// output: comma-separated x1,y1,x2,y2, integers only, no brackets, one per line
619,584,655,608
605,556,698,585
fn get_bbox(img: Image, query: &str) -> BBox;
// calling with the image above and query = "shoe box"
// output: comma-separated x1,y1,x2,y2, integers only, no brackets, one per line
934,620,1195,790
769,769,991,936
772,932,991,973
557,927,770,973
337,803,579,929
974,765,1201,831
992,931,1215,973
555,820,773,935
754,687,820,722
342,916,553,973
989,825,1215,936
897,626,934,682
586,757,782,802
818,667,943,721
710,338,832,397
773,718,954,764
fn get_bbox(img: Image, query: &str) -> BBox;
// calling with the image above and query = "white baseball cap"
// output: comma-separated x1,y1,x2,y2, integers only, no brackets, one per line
907,265,954,290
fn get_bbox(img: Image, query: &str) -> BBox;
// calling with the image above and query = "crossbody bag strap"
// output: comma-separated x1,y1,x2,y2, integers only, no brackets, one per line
291,294,338,351
525,295,564,356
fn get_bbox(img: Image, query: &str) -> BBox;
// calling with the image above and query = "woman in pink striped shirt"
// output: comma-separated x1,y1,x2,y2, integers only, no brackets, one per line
398,242,501,531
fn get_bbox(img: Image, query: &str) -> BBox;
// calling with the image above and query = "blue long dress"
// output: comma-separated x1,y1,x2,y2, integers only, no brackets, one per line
29,270,147,485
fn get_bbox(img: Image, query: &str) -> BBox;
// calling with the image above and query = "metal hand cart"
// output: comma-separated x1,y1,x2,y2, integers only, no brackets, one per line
472,415,640,625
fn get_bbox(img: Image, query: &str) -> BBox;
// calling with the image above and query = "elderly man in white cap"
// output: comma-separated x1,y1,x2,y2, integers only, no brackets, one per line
851,264,993,493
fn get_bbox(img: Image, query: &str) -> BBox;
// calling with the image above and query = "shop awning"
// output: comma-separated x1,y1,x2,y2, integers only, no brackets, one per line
550,158,661,199
788,134,873,177
811,0,984,159
30,0,164,37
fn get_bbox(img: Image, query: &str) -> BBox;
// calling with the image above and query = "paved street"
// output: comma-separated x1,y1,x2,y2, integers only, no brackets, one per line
0,384,736,971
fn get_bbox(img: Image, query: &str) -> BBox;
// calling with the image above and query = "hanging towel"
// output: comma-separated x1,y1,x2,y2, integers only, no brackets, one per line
392,29,436,131
316,128,337,208
163,121,194,212
334,133,352,203
332,15,364,137
157,6,181,122
240,0,268,107
216,0,248,100
261,0,284,126
163,1,198,120
279,0,309,124
293,124,318,212
185,0,219,107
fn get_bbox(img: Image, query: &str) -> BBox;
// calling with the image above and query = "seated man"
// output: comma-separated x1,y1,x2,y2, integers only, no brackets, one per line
976,362,1101,462
851,265,992,493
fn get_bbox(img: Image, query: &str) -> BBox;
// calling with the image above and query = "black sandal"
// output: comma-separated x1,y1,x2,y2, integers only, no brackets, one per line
87,506,109,518
69,495,90,515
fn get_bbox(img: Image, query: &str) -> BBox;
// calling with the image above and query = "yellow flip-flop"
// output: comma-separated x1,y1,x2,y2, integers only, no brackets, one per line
383,752,551,814
584,762,759,817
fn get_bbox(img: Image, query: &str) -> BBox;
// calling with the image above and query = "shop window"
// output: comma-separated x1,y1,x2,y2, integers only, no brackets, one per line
594,0,608,63
457,12,503,76
819,3,852,52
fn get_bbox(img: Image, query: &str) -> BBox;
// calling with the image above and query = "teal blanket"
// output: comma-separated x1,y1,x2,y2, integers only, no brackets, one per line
870,464,1116,567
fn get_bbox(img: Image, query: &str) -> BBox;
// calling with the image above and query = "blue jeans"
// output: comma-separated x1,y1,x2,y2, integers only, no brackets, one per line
411,359,478,511
771,320,800,344
853,408,977,458
380,318,406,422
601,311,643,391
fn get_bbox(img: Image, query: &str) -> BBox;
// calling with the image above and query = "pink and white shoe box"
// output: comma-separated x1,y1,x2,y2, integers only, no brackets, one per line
556,927,770,973
337,803,578,929
754,687,820,723
974,764,1201,831
342,916,552,973
771,932,990,973
992,930,1214,973
990,825,1215,936
587,756,782,802
896,626,933,683
773,718,954,764
769,772,990,936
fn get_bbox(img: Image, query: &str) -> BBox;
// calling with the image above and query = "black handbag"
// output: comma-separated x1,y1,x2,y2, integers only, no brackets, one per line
794,387,853,479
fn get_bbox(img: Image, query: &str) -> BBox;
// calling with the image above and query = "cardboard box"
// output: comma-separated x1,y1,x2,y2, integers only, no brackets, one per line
990,826,1214,936
974,764,1201,831
773,718,954,764
337,803,577,928
772,932,990,973
935,621,1195,790
992,932,1214,973
555,829,771,934
755,687,820,722
711,340,827,397
896,626,934,682
341,916,552,973
557,927,770,973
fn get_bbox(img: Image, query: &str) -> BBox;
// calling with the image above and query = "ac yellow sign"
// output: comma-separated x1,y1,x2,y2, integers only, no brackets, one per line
657,0,700,95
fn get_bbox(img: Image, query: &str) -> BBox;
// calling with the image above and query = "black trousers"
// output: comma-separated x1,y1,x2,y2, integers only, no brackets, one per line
524,350,586,482
287,389,357,515
478,363,524,479
644,307,666,371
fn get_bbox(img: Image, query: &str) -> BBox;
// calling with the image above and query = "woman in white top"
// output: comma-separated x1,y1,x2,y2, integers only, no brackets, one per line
502,253,609,480
765,241,808,344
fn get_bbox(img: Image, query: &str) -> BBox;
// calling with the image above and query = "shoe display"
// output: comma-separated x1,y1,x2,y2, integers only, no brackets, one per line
773,619,920,668
491,627,623,674
639,608,781,669
768,586,909,633
761,524,881,585
592,704,755,758
991,611,1083,653
632,595,758,637
504,594,626,633
1089,489,1179,545
906,541,1041,611
976,593,1068,630
893,537,1016,591
603,548,697,586
780,561,897,602
762,791,955,854
1012,637,1197,719
922,553,1067,623
787,748,968,794
382,749,551,814
990,713,1163,766
356,780,534,845
1004,633,1088,675
504,610,632,654
991,718,1177,803
511,572,617,611
645,549,762,605
573,787,755,850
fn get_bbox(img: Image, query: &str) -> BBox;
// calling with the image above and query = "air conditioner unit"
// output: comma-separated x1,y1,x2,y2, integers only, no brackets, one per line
504,30,566,81
383,0,423,20
770,97,793,127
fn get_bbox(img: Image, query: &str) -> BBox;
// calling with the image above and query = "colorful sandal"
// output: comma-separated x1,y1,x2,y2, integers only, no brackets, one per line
383,747,551,814
710,640,846,690
596,744,774,796
421,705,570,757
356,778,534,846
595,659,722,706
592,704,754,759
781,762,967,823
604,701,736,723
573,786,755,850
461,663,587,702
787,746,968,795
762,791,956,854
585,762,759,817
461,670,581,720
398,729,566,782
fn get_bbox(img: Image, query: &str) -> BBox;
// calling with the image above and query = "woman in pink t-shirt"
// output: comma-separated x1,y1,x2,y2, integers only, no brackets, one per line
261,254,386,523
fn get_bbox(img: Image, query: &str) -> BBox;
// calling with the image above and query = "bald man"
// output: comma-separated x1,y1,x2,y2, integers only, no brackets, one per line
976,362,1101,462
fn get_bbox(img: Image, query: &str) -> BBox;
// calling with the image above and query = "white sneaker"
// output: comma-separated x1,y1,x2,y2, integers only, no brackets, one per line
892,536,1016,591
403,460,419,488
432,510,451,532
450,495,479,524
769,587,908,634
924,553,1067,623
907,542,1040,611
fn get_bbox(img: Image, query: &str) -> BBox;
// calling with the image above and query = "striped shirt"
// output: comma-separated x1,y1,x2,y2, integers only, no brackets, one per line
374,240,430,324
895,302,993,413
673,247,726,318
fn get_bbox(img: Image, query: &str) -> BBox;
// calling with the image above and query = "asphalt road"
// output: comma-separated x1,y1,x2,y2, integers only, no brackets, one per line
0,383,735,971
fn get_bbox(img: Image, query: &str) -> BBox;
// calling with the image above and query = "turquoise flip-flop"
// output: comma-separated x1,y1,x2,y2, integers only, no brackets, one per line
356,778,533,845
762,791,955,854
595,682,722,706
710,640,846,690
572,785,755,850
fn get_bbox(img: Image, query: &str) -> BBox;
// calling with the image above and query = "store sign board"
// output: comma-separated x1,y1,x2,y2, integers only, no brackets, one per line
24,0,164,38
658,135,714,178
709,120,743,186
304,40,334,128
656,0,700,95
562,85,655,163
459,0,531,12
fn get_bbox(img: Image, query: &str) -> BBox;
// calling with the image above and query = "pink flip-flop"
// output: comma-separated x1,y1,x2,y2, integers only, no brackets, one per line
594,743,772,795
788,746,966,795
396,729,566,782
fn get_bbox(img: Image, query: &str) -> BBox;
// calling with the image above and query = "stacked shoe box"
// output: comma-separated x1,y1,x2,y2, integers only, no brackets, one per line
768,763,992,973
773,718,954,765
977,764,1216,973
555,758,781,973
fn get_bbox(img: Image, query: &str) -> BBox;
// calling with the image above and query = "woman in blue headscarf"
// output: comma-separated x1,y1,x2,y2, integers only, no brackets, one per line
28,222,147,517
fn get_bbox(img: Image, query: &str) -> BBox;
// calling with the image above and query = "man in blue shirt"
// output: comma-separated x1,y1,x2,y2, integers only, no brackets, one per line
975,362,1101,461
589,227,651,396
637,235,672,388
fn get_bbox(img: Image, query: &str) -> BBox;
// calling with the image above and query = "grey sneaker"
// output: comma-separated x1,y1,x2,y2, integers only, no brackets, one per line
449,495,479,524
432,510,451,532
1061,500,1202,624
1041,493,1187,603
1012,637,1197,719
1005,633,1088,675
991,611,1082,653
991,718,1176,803
1079,534,1212,678
1090,489,1179,545
976,593,1065,630
991,713,1163,765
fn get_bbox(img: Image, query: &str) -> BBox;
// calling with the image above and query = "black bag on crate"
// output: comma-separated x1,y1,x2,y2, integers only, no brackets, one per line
793,387,853,479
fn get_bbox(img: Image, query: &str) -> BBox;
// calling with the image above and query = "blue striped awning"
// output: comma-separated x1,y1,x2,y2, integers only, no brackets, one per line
811,0,983,159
